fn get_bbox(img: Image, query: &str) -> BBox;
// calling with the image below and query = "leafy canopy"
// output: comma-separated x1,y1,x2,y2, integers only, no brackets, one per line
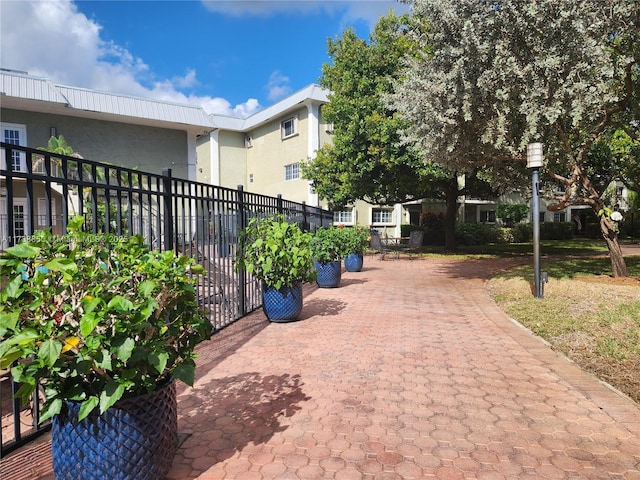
392,0,639,274
302,11,446,207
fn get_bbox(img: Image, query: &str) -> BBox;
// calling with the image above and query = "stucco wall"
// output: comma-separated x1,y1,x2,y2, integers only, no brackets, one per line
218,131,247,190
246,107,310,203
1,108,190,179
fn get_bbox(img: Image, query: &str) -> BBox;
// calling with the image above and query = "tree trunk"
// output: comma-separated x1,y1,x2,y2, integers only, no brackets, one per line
600,215,628,277
443,177,458,252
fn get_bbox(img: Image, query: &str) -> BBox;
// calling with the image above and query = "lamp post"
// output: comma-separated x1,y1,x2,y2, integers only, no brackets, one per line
527,143,544,298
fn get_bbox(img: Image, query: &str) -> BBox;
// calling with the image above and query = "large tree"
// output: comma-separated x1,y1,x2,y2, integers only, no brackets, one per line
303,12,437,209
303,12,498,250
392,0,639,276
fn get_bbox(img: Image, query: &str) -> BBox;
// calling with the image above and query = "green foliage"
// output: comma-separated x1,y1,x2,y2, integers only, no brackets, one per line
0,216,212,422
302,12,445,207
496,204,529,227
455,223,499,246
394,0,639,274
540,222,575,241
512,223,533,243
419,211,446,229
239,215,316,290
337,226,370,255
310,226,345,264
38,135,75,156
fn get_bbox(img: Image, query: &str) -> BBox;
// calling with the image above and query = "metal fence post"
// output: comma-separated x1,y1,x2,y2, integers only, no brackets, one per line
277,194,283,215
162,168,173,251
237,185,246,315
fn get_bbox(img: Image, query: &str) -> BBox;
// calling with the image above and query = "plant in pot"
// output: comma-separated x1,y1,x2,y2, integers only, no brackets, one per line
0,216,212,480
310,226,345,288
238,214,316,322
339,226,370,272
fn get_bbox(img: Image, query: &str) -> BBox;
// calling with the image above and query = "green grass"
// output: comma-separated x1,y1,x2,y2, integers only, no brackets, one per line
419,238,609,258
405,238,640,402
483,246,640,404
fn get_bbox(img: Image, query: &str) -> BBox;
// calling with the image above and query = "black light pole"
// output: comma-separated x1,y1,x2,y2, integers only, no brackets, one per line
527,143,544,298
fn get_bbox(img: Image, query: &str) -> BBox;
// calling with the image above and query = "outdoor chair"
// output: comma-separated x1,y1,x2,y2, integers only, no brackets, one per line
369,230,389,260
398,230,424,259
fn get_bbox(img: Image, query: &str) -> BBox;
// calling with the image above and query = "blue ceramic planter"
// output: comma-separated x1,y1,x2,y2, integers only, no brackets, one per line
315,260,342,288
51,378,177,480
262,283,303,322
344,253,364,272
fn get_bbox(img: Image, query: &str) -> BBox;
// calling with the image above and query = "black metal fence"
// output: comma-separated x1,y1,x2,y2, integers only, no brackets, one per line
0,142,332,457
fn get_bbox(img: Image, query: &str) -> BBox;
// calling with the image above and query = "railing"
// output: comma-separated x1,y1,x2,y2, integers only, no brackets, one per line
0,142,332,457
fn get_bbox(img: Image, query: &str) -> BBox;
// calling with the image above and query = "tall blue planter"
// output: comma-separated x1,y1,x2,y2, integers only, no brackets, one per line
344,253,364,272
262,282,304,322
51,378,177,480
315,260,342,288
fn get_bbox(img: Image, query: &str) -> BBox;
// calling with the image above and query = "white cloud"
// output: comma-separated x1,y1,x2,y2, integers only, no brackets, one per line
201,0,408,23
0,0,406,118
0,0,258,116
266,71,292,101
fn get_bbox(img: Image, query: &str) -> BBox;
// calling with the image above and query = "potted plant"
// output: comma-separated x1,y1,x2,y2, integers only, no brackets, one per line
310,226,345,288
238,214,316,322
0,216,212,480
339,226,370,272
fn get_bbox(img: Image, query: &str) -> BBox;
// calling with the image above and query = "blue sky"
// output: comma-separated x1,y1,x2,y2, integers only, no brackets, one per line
0,0,408,116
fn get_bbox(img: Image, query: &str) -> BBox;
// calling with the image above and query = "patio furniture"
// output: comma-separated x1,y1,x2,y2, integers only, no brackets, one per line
369,230,389,260
398,230,424,259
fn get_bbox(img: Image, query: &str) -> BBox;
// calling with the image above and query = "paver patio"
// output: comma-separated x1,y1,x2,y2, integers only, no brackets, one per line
2,254,640,479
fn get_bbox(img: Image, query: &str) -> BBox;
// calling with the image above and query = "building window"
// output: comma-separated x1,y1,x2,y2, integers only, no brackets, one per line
1,123,27,171
284,163,300,181
281,117,297,139
13,204,25,240
480,210,496,223
333,208,354,225
372,208,393,224
554,212,566,222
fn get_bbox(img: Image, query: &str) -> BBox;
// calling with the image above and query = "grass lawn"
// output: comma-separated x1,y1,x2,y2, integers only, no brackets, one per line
447,239,640,404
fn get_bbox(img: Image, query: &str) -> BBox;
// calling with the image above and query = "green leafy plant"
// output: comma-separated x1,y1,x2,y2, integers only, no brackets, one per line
310,226,345,264
238,215,316,289
0,216,212,422
338,225,370,255
496,204,529,227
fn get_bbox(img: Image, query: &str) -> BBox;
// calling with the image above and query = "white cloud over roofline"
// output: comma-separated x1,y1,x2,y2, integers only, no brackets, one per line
0,0,262,116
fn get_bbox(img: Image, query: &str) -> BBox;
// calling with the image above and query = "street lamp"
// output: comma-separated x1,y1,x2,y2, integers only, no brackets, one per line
527,143,544,298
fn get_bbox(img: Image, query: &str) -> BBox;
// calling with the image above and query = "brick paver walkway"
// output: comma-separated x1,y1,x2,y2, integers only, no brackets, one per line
2,255,640,479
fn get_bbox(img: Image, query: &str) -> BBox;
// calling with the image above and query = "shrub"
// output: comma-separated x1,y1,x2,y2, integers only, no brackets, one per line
338,226,370,255
455,223,499,245
496,204,529,227
310,226,344,263
239,215,316,289
512,223,533,243
540,222,574,240
0,216,212,422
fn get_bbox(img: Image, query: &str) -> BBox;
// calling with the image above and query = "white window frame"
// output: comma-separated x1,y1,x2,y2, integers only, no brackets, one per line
281,116,298,139
553,212,566,223
1,122,27,171
371,208,394,226
284,162,300,181
333,208,355,225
